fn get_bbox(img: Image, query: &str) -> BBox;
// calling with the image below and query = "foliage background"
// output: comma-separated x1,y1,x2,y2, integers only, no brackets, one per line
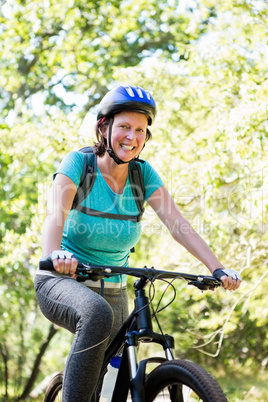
0,0,267,400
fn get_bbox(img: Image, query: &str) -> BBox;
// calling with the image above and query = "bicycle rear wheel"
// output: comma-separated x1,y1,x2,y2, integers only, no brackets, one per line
43,372,63,402
144,360,228,402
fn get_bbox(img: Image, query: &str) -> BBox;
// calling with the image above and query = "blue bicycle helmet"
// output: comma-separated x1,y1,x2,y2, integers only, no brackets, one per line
97,85,156,125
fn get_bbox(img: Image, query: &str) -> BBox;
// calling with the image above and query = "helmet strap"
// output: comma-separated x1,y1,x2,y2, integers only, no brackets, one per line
107,148,128,165
106,116,129,165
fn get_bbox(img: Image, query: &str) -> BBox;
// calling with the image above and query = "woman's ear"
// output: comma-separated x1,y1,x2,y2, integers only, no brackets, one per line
100,118,109,138
102,126,108,139
98,124,107,139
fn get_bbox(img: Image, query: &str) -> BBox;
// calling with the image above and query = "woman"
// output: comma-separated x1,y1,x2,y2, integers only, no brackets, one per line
35,85,241,401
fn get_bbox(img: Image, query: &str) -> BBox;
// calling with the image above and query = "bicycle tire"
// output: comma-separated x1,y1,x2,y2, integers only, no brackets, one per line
144,360,228,402
43,372,63,402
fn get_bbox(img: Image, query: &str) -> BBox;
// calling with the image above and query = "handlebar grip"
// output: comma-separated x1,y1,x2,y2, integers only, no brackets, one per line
39,260,83,271
39,260,54,271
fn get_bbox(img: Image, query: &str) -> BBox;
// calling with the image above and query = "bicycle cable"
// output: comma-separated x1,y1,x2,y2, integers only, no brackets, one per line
147,276,179,345
152,276,177,315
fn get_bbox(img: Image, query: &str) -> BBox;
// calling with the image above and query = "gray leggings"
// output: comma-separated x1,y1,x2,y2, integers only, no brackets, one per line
34,275,128,402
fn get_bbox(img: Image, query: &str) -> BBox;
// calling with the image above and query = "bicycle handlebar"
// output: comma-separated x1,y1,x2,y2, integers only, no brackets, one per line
39,260,222,291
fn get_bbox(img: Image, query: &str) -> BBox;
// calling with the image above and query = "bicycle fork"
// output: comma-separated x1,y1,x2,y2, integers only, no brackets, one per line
126,287,175,402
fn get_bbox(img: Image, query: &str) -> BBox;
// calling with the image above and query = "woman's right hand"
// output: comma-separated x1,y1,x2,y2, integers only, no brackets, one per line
49,250,78,278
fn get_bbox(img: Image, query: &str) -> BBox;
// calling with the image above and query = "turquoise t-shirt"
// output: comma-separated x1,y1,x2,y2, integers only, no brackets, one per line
55,151,164,283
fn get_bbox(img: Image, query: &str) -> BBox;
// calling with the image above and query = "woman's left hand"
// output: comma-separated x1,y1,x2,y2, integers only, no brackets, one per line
213,268,241,291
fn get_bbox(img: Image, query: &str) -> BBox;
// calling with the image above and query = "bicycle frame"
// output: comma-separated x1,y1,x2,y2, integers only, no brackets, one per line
94,277,175,402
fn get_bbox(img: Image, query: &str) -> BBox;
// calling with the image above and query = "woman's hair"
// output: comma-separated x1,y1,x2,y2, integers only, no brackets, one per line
94,117,109,156
94,116,152,156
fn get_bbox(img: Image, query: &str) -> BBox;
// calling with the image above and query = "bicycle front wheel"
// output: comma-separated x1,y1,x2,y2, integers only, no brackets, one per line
43,372,63,402
144,360,228,402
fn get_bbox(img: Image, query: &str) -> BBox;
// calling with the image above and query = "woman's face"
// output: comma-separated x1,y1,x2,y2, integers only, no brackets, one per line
105,111,148,162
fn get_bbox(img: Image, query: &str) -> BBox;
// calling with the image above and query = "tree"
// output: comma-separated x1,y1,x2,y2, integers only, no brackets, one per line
0,114,83,399
1,0,268,400
0,0,212,123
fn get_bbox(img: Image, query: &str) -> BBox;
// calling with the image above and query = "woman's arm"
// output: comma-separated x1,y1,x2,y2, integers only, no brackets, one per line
42,173,78,275
147,185,241,291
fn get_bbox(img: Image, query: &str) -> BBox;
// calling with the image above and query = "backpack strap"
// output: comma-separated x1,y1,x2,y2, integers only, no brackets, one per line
72,149,145,222
74,205,143,222
71,148,97,210
128,160,145,218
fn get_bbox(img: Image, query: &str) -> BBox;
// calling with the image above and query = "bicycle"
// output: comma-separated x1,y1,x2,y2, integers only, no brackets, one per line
39,260,228,401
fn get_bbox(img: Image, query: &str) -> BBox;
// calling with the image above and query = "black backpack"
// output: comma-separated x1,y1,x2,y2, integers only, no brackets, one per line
71,147,146,223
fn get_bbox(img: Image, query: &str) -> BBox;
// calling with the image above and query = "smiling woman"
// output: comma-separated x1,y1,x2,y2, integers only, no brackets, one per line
94,85,154,164
103,111,147,164
34,84,241,402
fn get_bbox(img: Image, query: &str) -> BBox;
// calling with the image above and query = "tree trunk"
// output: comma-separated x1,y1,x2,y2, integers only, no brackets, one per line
0,342,9,398
18,323,59,400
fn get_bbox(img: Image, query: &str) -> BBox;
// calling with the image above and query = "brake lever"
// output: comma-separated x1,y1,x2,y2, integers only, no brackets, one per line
188,281,210,290
76,265,112,282
188,279,221,291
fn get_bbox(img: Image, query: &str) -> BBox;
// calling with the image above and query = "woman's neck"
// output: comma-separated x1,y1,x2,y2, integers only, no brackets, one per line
97,153,129,194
